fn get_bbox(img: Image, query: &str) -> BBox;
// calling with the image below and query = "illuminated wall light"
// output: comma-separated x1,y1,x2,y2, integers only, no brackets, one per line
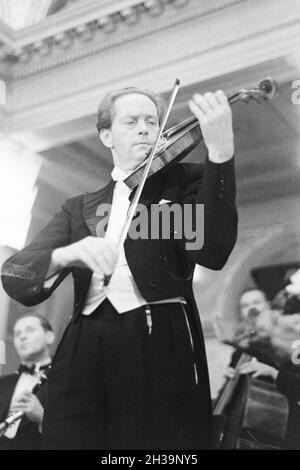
193,265,207,284
0,139,42,249
0,79,6,105
0,0,52,30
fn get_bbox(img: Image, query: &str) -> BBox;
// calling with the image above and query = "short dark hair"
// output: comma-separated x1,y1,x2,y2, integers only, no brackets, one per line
96,87,165,132
14,313,53,333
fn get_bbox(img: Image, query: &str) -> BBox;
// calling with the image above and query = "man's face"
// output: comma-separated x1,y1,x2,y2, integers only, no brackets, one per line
100,93,160,171
239,290,269,321
13,316,52,363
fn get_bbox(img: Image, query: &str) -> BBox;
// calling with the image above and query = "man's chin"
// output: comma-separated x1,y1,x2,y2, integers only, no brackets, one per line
126,154,149,171
20,352,38,362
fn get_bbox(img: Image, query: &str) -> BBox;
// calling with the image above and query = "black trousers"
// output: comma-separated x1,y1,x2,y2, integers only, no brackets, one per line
0,426,41,450
42,299,212,450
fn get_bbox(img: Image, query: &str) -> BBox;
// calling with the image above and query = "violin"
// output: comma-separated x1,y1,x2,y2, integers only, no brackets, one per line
125,78,277,190
103,77,277,286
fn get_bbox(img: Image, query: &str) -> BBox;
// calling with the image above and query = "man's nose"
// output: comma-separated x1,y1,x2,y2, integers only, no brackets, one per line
137,121,148,134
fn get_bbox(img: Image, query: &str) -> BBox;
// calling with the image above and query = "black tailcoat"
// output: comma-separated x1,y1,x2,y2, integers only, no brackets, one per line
1,159,238,448
276,362,300,449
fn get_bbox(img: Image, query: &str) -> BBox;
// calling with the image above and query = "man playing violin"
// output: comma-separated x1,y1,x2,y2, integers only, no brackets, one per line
1,86,237,449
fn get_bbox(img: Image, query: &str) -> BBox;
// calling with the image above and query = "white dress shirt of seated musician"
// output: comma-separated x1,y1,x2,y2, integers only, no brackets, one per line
285,268,300,299
3,314,54,437
225,288,281,381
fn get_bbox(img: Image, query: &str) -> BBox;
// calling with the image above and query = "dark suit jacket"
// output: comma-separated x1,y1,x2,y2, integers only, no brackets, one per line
276,362,300,449
1,159,238,426
0,372,47,450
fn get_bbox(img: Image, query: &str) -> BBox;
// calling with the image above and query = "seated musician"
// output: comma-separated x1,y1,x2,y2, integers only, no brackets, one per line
275,338,300,448
225,288,280,380
217,288,288,450
273,267,300,316
220,282,300,449
0,314,53,450
273,272,300,449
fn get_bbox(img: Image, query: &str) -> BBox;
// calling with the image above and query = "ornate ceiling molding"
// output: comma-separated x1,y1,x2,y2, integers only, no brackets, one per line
0,0,54,31
0,0,247,79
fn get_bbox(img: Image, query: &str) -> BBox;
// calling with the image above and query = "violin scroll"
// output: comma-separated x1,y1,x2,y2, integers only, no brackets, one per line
230,77,277,105
259,77,277,99
124,77,278,190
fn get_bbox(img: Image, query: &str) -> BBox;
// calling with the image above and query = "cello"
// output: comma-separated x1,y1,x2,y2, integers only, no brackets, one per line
213,339,288,449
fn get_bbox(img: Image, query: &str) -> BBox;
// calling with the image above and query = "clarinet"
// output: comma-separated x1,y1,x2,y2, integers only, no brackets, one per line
0,369,49,437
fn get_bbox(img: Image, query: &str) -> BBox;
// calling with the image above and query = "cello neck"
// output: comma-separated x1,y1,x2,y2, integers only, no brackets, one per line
213,352,251,416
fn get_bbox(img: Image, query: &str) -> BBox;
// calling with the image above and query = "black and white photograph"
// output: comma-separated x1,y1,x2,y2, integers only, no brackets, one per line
0,0,300,455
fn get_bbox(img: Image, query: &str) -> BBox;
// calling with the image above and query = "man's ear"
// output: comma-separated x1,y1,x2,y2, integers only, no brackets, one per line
45,331,55,346
100,128,113,149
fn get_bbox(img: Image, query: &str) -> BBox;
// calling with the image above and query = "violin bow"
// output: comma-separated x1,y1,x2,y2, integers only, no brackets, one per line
103,78,180,286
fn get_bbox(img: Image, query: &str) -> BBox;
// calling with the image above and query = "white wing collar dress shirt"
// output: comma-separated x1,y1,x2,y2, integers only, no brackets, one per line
82,167,148,315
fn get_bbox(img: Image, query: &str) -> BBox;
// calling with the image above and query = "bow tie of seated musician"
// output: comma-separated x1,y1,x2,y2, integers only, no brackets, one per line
18,364,36,375
18,361,51,376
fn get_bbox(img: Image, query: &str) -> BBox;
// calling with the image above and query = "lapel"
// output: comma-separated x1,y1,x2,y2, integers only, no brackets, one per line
130,178,163,207
82,179,115,237
81,163,204,238
73,176,165,318
126,173,166,250
73,164,203,315
81,176,164,239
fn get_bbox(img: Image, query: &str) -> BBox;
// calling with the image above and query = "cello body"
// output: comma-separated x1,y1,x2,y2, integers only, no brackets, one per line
213,352,288,449
236,376,288,449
